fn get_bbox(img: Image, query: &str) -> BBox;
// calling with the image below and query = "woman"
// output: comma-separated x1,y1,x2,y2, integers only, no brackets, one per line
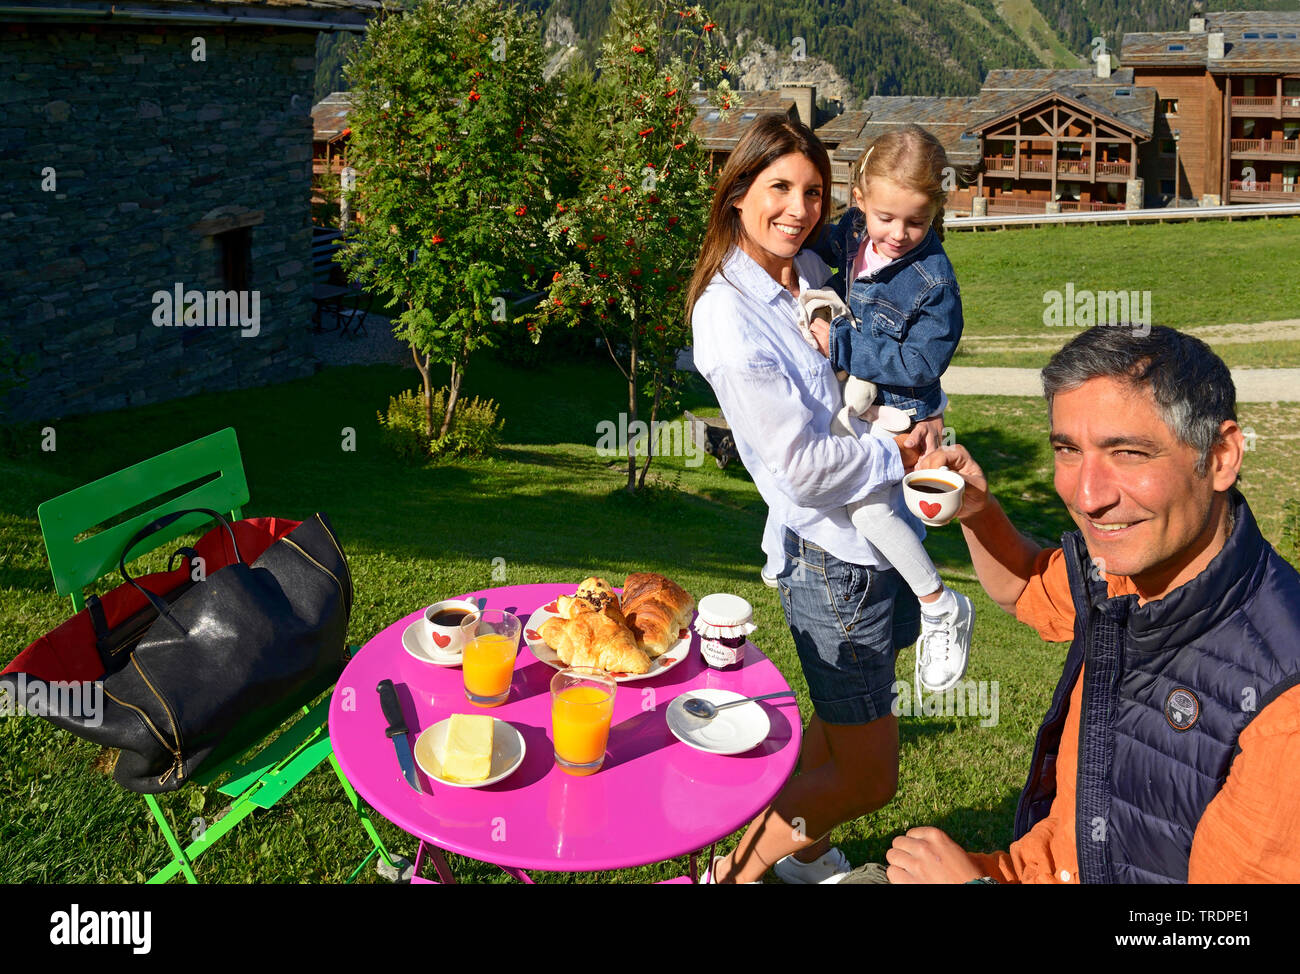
687,114,943,883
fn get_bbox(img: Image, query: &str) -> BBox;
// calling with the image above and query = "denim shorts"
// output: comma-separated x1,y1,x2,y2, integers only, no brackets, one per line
776,528,921,725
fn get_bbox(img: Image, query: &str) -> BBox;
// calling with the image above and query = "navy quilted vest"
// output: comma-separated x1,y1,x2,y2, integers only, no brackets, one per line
1011,490,1300,883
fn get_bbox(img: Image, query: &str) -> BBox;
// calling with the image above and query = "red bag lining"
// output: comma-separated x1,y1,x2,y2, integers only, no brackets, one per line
4,517,302,683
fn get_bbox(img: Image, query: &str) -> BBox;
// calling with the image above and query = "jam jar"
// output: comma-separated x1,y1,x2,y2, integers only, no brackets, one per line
693,593,756,669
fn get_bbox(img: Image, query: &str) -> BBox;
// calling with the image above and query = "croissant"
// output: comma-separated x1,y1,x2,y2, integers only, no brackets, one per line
540,608,650,675
621,572,696,657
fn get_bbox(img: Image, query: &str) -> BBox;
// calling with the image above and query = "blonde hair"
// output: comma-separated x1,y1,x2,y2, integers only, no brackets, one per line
851,124,953,241
686,114,832,322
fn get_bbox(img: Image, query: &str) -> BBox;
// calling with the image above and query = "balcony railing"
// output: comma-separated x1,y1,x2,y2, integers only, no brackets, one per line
1231,95,1300,116
1229,138,1300,156
1096,161,1132,177
1231,180,1298,194
983,156,1015,172
1058,200,1126,212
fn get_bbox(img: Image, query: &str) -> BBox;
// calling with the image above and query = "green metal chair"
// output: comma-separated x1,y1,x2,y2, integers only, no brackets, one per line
37,426,398,883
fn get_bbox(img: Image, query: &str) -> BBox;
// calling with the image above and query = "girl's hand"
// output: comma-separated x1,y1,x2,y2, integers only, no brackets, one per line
810,317,830,357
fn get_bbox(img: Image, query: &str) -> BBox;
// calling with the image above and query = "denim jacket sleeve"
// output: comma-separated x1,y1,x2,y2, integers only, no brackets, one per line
828,276,963,388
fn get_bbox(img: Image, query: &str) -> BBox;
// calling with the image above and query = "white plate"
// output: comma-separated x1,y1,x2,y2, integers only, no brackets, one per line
412,717,525,788
401,618,463,667
523,599,692,683
666,689,771,755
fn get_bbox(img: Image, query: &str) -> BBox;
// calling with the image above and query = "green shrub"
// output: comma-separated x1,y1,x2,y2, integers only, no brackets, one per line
376,386,504,461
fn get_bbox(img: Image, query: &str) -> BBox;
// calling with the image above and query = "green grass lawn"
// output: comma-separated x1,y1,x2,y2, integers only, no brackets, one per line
945,217,1300,369
2,356,1297,883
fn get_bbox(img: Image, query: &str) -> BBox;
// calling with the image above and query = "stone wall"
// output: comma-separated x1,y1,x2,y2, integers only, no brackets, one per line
1,22,321,422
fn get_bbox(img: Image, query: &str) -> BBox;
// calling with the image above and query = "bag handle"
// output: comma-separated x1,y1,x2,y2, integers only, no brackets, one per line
118,508,243,625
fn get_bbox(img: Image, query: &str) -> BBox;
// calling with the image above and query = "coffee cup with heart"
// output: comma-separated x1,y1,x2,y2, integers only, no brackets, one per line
423,599,480,658
902,466,965,527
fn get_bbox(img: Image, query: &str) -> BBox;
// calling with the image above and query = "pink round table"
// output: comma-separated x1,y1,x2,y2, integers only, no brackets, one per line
328,583,802,882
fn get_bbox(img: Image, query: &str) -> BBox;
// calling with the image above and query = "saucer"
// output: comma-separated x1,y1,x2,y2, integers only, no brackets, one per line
402,618,463,667
666,689,771,755
413,717,525,788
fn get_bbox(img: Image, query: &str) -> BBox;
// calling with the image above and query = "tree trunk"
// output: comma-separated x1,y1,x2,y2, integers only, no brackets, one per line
413,345,434,439
637,372,663,490
625,336,638,493
440,358,462,441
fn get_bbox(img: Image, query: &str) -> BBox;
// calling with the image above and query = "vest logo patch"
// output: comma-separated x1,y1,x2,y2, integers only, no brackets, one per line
1165,688,1200,731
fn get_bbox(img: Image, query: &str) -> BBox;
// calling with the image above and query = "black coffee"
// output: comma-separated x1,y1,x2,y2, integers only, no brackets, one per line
910,479,955,494
430,608,472,626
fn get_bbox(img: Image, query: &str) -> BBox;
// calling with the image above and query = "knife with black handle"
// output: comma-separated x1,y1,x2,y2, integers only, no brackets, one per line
376,679,421,793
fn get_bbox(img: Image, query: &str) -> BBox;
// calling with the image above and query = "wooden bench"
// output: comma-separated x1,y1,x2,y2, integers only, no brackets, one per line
312,228,373,336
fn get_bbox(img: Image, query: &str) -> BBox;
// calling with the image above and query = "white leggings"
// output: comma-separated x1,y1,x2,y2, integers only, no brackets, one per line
848,483,942,599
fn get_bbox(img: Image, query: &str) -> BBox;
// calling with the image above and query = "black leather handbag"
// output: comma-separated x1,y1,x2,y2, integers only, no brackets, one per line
2,509,353,793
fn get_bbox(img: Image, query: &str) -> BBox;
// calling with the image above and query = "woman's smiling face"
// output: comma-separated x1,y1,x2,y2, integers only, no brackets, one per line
733,152,823,280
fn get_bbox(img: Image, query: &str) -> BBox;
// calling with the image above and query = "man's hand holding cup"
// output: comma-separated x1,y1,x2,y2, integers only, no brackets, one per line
906,444,991,526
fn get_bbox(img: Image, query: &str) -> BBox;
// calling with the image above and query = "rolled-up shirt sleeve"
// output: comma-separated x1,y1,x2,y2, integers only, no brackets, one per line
698,335,903,512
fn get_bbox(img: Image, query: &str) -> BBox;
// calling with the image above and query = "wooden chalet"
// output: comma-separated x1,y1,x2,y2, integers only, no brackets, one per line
1123,11,1300,205
688,85,812,172
966,69,1153,214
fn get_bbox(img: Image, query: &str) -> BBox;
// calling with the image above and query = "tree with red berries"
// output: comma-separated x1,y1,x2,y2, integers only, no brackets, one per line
338,0,558,441
538,0,732,492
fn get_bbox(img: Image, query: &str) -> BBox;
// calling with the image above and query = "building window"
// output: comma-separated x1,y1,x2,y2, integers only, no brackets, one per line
1166,44,1184,52
1160,179,1175,195
1001,180,1012,193
1161,98,1179,115
1285,166,1298,192
1242,118,1256,137
1244,32,1260,40
1160,139,1176,155
1055,182,1080,202
216,226,252,293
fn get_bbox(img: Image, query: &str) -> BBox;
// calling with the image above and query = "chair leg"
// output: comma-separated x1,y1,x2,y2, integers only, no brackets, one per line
329,749,401,879
143,794,199,885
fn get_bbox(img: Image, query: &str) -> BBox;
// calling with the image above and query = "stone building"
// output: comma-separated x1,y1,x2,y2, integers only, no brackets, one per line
1,0,379,422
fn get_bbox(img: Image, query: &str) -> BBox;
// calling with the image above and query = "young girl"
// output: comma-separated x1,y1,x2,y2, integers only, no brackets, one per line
802,123,973,694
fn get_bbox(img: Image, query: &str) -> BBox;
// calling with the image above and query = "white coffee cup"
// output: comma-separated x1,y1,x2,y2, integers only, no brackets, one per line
423,599,480,657
902,466,965,527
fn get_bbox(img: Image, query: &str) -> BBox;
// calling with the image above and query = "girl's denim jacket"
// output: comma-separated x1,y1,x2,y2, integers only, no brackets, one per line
811,209,963,420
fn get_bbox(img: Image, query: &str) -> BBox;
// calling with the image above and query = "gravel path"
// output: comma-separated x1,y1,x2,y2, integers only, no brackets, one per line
310,315,411,369
323,316,1300,401
941,366,1300,402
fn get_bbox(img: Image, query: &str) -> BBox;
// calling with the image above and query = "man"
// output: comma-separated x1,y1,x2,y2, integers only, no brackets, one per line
849,325,1300,883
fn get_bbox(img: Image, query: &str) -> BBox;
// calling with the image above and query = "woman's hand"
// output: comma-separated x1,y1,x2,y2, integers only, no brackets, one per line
893,414,945,471
915,444,989,521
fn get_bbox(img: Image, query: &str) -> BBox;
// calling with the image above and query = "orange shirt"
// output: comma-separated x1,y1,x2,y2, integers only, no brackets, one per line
968,547,1300,884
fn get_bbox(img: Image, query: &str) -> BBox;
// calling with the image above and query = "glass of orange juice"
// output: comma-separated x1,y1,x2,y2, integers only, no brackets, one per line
551,667,617,775
460,609,521,707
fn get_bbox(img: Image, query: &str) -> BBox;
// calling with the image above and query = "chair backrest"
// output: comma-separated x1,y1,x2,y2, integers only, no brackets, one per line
37,427,249,611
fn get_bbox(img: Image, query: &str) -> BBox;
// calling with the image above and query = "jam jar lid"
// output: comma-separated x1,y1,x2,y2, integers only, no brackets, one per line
693,593,756,638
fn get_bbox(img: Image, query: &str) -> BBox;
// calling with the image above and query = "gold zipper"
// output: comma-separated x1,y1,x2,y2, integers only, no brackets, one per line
103,687,184,779
131,657,184,781
281,536,346,605
312,514,353,606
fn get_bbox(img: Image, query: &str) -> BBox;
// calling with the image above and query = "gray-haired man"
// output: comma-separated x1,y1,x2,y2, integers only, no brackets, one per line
845,324,1300,884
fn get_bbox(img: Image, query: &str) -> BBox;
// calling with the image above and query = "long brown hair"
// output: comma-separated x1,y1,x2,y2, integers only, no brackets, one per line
852,123,952,240
686,113,832,322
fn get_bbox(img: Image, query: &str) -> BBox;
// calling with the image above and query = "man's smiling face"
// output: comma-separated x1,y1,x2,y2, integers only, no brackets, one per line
1050,375,1241,599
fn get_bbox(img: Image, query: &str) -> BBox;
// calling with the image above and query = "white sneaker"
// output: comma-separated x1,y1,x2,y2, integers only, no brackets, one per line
773,847,852,884
760,568,779,588
915,590,974,693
